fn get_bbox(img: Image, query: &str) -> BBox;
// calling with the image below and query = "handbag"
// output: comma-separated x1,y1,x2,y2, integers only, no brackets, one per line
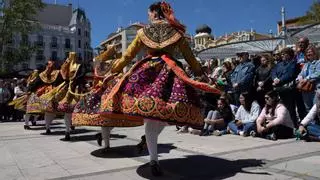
296,80,314,92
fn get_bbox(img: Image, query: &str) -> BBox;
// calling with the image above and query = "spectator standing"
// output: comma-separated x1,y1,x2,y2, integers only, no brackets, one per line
230,51,255,106
271,48,299,127
255,54,273,107
296,45,320,111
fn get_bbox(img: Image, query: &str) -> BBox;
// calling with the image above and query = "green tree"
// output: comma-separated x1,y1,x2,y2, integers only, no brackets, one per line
298,0,320,25
0,0,45,74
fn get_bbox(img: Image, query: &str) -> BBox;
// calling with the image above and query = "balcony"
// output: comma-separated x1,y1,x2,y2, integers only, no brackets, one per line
34,41,45,48
50,42,59,49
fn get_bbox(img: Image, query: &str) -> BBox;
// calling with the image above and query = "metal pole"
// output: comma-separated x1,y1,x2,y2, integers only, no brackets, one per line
281,6,286,48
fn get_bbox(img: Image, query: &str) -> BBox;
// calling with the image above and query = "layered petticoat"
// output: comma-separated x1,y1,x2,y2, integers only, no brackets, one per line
73,55,220,128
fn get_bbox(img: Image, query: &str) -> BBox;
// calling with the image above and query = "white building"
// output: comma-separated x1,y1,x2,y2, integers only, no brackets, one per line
99,23,145,62
4,2,92,70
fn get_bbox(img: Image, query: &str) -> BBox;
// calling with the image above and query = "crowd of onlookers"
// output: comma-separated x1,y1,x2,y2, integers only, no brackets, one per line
0,78,27,122
1,37,319,142
182,37,320,142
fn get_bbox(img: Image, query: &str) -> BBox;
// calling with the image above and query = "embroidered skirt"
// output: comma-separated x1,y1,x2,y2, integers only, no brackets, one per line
95,55,220,127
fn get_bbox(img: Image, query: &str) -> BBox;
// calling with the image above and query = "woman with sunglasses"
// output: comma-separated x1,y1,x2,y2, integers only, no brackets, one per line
256,90,294,140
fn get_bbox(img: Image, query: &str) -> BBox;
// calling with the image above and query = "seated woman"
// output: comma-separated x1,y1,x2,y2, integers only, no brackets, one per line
298,90,320,141
228,92,260,136
200,98,234,136
256,90,294,140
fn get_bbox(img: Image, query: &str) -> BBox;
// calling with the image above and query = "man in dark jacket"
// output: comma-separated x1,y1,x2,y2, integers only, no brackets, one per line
230,51,255,105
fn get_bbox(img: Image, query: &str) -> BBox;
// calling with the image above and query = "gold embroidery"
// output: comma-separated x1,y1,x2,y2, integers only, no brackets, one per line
39,70,60,84
138,25,182,49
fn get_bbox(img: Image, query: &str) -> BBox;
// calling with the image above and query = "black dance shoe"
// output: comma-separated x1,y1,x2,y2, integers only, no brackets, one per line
65,132,70,141
137,135,146,154
45,129,51,134
96,133,102,146
24,125,31,130
150,160,163,177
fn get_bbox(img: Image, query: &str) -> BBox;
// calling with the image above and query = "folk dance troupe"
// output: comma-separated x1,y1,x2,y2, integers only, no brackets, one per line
9,1,223,176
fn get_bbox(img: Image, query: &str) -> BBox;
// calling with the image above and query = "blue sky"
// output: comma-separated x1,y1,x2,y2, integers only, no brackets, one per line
45,0,313,48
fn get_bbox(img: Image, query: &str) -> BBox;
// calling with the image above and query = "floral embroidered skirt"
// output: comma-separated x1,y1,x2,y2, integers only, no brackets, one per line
86,55,221,127
26,85,53,114
40,82,78,114
72,74,143,127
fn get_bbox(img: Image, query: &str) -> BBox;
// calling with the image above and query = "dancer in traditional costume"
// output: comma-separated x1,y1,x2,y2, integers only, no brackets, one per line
40,52,85,140
72,45,145,149
96,2,220,176
8,66,45,129
25,60,63,130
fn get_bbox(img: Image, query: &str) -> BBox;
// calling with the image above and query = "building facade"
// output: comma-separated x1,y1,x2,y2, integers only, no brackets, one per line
4,2,93,70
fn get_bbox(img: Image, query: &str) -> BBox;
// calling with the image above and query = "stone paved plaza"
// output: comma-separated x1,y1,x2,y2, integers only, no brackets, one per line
1,120,320,180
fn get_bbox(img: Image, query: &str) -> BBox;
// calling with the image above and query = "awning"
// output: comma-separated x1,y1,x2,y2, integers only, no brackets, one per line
197,38,283,60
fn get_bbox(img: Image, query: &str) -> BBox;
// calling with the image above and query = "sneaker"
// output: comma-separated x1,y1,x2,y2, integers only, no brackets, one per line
213,130,222,136
250,130,256,137
239,131,244,136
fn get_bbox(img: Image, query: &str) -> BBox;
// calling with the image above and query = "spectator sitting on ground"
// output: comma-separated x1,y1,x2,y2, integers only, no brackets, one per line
227,92,260,136
256,90,294,140
199,98,234,136
298,89,320,141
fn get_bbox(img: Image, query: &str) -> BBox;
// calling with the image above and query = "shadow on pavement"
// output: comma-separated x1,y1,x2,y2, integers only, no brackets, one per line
40,128,95,136
136,155,267,179
68,133,127,142
90,143,177,159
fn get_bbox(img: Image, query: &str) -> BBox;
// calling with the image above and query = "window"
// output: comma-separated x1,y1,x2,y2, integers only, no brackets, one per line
36,50,44,61
51,36,58,48
65,38,71,49
78,40,81,48
51,51,57,60
78,28,81,36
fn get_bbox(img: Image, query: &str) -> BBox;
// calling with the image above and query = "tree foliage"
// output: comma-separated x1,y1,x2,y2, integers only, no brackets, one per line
298,0,320,25
0,0,45,73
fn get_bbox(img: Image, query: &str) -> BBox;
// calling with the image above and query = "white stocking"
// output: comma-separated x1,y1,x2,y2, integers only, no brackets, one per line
144,119,165,163
45,112,55,130
64,113,72,133
101,127,113,148
24,114,31,126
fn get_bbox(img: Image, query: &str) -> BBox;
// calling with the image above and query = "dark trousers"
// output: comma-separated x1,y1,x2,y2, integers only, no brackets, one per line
260,125,293,139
